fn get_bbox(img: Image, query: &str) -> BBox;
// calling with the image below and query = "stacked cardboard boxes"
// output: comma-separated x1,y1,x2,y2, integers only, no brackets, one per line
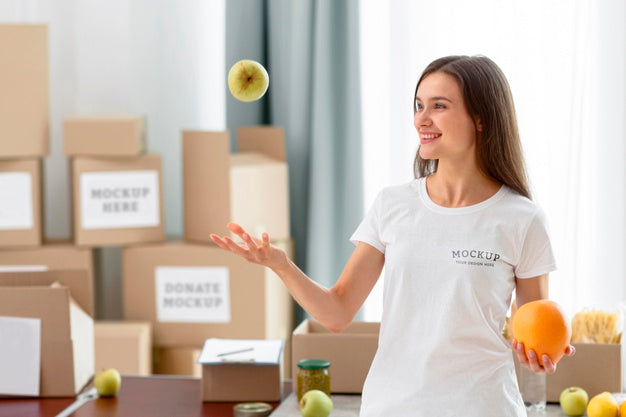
0,23,161,395
0,25,96,398
61,116,164,375
65,116,165,247
124,127,295,380
182,127,290,241
0,22,296,396
0,24,48,248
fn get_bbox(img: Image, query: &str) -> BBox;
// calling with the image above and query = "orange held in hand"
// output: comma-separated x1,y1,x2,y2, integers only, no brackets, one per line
512,299,572,364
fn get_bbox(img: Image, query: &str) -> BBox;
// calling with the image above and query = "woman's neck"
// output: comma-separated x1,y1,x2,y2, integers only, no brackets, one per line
426,162,501,208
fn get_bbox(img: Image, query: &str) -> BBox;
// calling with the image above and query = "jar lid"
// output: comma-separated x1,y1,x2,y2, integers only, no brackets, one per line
233,402,272,417
297,359,331,370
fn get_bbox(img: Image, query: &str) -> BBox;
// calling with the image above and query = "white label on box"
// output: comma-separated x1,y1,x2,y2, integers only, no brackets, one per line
155,266,231,323
0,265,48,272
0,316,41,396
0,172,34,230
80,170,160,229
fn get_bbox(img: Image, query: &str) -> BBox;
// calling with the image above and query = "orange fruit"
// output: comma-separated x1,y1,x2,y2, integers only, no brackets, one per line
620,400,626,417
512,299,571,364
587,392,618,417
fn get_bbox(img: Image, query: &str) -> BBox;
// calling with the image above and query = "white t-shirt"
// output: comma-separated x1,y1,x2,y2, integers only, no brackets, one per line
350,177,556,417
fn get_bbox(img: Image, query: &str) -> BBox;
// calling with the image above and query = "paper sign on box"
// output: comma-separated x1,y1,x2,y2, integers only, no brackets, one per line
0,316,41,396
80,170,160,229
155,266,231,323
72,155,165,246
0,265,47,273
0,172,34,230
123,241,294,348
0,160,42,247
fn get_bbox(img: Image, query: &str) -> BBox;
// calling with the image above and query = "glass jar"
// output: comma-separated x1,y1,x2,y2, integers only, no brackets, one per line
296,359,331,401
519,366,546,411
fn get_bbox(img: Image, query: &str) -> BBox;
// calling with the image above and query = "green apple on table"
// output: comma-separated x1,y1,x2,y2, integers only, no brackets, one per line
227,59,269,102
94,368,122,397
299,389,333,417
559,386,588,416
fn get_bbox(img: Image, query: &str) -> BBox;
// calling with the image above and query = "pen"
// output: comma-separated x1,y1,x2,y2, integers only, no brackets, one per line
216,347,254,357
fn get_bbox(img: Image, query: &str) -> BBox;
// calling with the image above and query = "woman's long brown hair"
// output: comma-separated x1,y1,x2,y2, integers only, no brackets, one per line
413,55,531,199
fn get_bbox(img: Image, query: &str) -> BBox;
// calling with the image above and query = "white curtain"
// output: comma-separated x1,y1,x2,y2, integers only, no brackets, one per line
360,0,626,321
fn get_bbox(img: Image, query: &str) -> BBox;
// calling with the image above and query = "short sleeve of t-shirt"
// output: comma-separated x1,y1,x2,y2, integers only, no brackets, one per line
515,208,557,278
350,189,385,254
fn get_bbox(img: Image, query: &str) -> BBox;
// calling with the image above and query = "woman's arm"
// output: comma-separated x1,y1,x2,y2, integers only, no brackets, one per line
512,274,575,373
210,222,384,333
514,274,549,307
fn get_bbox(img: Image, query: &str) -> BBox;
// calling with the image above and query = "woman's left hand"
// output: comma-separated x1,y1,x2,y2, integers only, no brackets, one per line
512,339,576,374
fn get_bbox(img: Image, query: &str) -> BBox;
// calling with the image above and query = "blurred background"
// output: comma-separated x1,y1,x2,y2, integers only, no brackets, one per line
1,0,624,323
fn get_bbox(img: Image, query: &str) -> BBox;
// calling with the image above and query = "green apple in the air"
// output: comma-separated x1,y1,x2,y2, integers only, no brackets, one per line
559,386,589,416
94,368,122,397
227,59,269,102
299,389,333,417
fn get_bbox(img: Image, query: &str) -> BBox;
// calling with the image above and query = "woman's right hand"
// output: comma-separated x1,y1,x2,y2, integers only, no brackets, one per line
209,222,288,271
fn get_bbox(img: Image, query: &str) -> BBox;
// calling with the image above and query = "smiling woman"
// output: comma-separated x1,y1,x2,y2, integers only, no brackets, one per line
360,0,626,326
209,55,572,417
413,56,530,202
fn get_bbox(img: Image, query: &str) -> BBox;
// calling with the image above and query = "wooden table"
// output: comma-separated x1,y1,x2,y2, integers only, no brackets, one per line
0,376,586,417
0,375,283,417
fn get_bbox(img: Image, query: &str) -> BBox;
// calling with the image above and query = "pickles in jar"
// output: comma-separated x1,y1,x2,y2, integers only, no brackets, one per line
297,359,331,400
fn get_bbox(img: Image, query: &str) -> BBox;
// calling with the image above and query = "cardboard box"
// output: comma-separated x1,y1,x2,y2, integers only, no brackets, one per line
64,116,146,157
0,243,94,313
0,24,49,157
0,269,93,317
0,278,94,397
72,154,165,246
95,321,152,375
202,364,281,402
122,239,294,347
183,126,290,242
513,343,622,402
292,320,379,394
199,339,283,402
0,159,42,247
0,241,93,272
153,346,202,377
153,342,293,380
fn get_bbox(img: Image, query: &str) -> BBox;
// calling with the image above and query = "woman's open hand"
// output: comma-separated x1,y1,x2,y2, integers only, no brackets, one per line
209,222,288,271
512,339,576,374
